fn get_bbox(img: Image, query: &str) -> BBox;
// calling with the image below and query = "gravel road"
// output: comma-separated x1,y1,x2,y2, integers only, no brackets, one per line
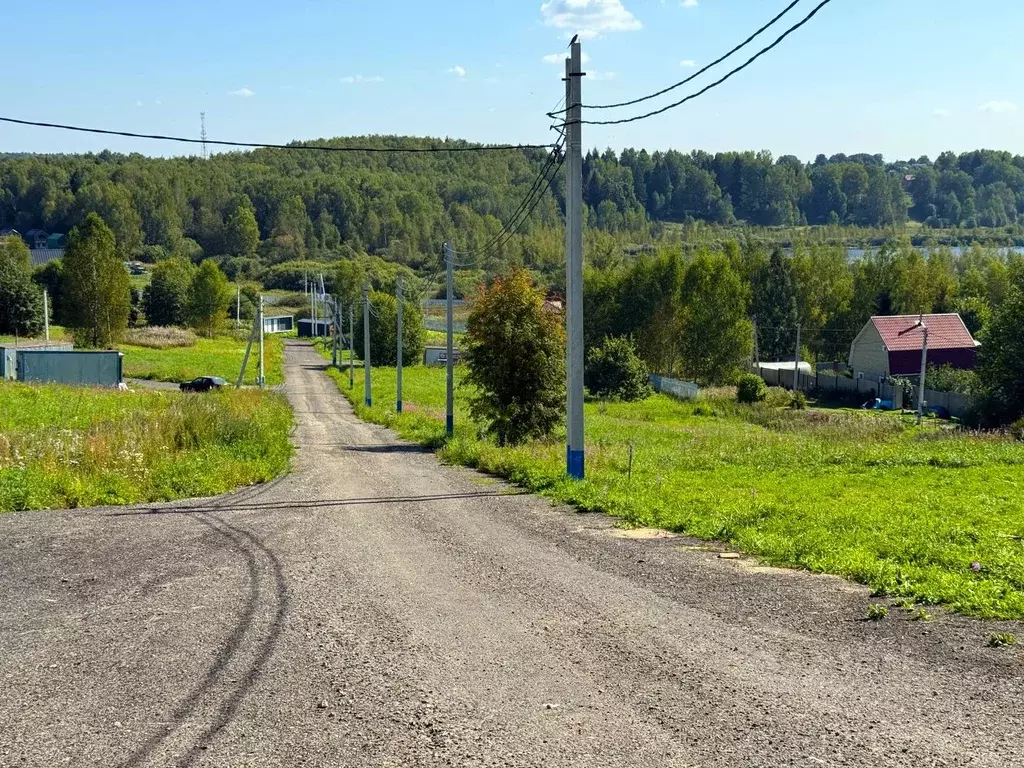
1,339,1021,767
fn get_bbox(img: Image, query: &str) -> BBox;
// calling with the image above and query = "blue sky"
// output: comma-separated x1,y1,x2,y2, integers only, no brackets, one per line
1,0,1022,161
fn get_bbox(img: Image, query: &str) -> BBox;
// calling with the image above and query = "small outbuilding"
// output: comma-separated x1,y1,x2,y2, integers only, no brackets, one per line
0,341,74,380
24,229,49,249
423,347,462,366
849,313,979,379
297,318,333,338
263,315,294,334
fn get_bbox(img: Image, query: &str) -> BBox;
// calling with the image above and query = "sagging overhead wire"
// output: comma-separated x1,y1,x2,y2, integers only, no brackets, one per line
0,116,558,154
468,138,567,262
551,0,804,114
568,0,836,127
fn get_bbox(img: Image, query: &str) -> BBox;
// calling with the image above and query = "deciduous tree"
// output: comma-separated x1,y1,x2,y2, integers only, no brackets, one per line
463,269,565,446
62,213,130,347
186,260,231,338
0,236,42,336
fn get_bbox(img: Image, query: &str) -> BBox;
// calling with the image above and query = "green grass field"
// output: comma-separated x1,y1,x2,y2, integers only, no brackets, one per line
0,382,292,512
121,334,285,386
0,326,70,344
327,363,1024,620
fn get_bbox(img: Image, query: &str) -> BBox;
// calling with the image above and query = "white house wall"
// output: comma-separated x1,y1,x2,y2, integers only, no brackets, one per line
849,324,889,377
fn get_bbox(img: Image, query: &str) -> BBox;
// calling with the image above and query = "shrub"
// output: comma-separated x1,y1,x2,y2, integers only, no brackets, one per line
764,386,791,408
790,391,808,410
585,336,651,401
463,269,565,447
736,373,768,404
927,364,978,396
1011,417,1024,442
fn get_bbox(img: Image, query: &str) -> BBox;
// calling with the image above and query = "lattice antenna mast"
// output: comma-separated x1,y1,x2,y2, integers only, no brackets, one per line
200,112,208,160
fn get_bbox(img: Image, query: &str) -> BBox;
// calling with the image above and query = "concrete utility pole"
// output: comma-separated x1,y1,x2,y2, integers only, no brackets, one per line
43,289,49,341
793,323,801,392
898,316,929,424
396,274,404,414
916,320,929,425
565,40,585,480
349,304,355,390
363,282,372,407
258,295,265,389
236,309,258,388
445,241,455,437
331,296,339,368
752,317,759,367
311,276,317,335
236,285,241,329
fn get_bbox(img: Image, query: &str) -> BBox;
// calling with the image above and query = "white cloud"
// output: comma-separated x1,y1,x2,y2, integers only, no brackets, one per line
680,59,697,68
979,100,1018,114
681,0,698,6
135,100,143,107
542,51,591,64
448,65,467,77
932,107,951,117
540,0,642,39
228,87,254,97
341,75,384,84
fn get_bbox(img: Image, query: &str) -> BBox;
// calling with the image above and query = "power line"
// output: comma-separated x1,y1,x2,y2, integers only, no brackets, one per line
558,0,804,113
480,148,567,259
442,137,566,269
0,116,557,154
473,139,566,260
571,0,835,127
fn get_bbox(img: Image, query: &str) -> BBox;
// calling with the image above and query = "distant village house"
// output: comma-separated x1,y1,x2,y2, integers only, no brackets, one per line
849,313,979,380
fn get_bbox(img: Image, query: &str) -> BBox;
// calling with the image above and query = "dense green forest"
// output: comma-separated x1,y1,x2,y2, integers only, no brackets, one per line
4,140,1024,283
4,136,1024,423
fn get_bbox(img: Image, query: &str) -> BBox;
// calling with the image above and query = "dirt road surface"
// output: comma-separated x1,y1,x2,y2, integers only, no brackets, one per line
1,340,1020,767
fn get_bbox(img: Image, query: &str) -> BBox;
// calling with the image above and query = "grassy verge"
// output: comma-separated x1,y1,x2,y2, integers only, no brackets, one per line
0,326,70,344
0,382,292,511
121,334,285,386
325,362,1024,621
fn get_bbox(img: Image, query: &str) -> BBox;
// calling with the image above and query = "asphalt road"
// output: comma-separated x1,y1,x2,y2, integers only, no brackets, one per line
1,340,1021,767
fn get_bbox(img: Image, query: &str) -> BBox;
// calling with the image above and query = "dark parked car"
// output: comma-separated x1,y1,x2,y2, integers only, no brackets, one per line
180,376,227,393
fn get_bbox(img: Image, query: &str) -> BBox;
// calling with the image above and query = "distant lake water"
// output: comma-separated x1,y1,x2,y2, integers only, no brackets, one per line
844,246,1024,260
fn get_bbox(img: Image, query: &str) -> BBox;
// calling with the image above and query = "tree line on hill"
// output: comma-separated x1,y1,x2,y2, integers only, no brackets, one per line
3,142,1024,280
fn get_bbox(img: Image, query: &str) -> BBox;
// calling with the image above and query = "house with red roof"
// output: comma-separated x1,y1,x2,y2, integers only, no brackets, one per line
849,314,980,379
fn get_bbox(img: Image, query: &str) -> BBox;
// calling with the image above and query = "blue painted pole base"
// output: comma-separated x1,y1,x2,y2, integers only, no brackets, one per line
365,397,372,407
397,401,403,414
446,414,454,437
567,448,585,480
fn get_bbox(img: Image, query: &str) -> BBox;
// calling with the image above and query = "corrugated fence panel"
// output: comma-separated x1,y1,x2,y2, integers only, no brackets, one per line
752,365,974,418
649,375,699,400
17,351,122,387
